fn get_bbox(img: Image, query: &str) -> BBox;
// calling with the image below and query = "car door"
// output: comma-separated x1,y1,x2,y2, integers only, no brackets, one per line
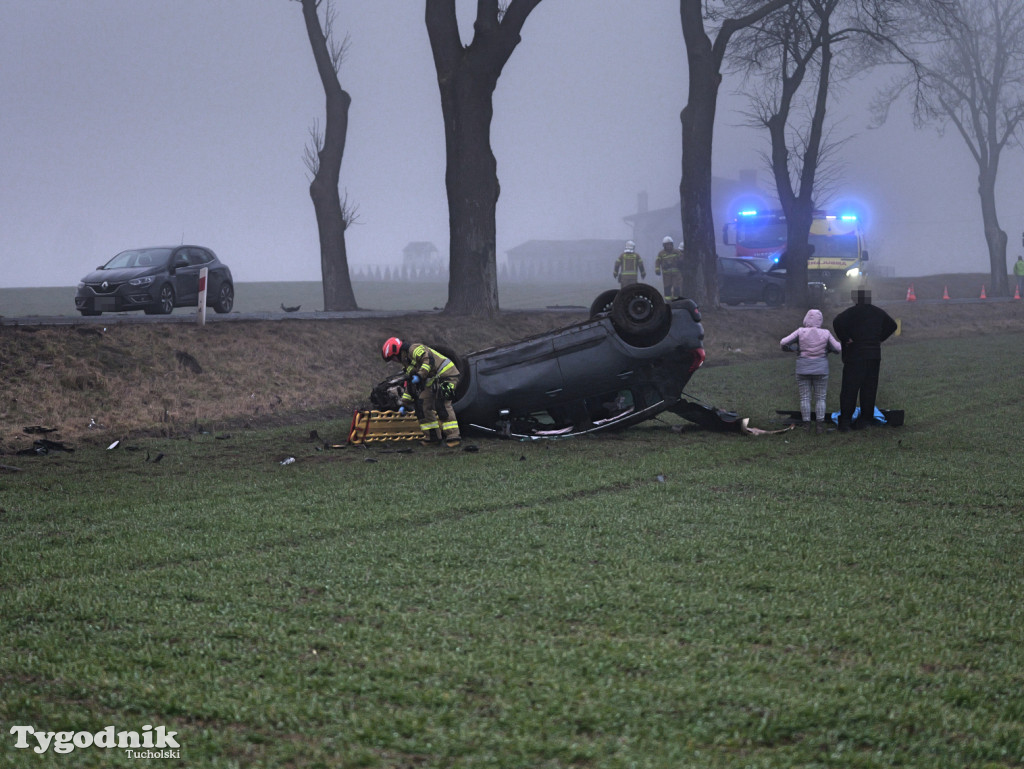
718,258,755,303
171,248,202,305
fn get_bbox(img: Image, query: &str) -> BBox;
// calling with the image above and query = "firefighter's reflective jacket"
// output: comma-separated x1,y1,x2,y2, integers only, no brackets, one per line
655,248,682,276
613,251,646,283
397,343,459,406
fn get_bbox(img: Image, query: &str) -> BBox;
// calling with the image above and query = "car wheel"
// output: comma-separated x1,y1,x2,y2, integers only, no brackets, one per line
157,284,175,314
213,282,234,313
589,289,619,318
610,284,670,346
764,284,785,307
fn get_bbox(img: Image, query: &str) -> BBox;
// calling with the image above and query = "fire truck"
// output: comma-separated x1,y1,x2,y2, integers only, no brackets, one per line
722,209,868,284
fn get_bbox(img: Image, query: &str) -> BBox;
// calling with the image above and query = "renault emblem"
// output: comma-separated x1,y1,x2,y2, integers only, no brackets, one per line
101,281,109,291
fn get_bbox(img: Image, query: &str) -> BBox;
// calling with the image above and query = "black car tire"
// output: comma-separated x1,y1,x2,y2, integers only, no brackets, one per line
763,284,785,307
213,282,234,314
153,284,175,315
610,284,670,346
589,289,619,318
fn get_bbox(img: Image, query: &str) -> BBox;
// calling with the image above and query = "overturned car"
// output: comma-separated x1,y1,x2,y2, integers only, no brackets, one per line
371,285,707,440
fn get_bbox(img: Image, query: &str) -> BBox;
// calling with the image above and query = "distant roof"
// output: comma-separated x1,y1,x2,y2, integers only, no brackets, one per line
403,241,438,254
506,239,626,259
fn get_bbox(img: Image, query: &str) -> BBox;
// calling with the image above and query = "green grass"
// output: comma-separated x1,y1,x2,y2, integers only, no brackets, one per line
1,335,1022,767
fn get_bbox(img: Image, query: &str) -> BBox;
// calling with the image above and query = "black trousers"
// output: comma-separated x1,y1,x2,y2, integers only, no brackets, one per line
839,358,881,425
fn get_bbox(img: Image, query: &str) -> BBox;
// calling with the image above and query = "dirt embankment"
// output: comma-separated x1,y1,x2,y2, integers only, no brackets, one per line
2,295,1022,452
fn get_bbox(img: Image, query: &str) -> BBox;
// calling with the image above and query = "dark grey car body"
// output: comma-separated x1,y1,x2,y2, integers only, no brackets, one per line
373,286,706,439
75,246,234,316
717,256,787,306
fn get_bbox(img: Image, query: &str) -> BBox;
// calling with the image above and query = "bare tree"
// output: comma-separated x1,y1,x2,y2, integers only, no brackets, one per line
877,0,1024,296
298,0,358,311
730,0,864,307
679,0,794,307
426,0,544,317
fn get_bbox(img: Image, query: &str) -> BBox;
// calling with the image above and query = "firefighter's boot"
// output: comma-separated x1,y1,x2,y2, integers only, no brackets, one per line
420,428,442,447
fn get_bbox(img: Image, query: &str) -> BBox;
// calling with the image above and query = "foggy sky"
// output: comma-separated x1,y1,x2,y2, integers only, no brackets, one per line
2,0,1022,289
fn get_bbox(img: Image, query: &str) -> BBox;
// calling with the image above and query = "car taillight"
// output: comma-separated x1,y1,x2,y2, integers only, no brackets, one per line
688,348,706,373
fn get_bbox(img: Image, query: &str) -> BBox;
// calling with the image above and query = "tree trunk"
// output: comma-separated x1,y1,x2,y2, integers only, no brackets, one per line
978,167,1010,296
301,0,358,311
679,3,720,307
679,0,792,308
439,63,501,316
426,0,543,317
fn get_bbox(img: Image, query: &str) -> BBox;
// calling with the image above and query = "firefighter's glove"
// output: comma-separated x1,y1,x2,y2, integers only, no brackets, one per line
398,406,406,415
411,375,421,385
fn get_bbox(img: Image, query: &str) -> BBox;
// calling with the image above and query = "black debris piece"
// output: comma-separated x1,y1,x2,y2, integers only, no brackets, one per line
16,439,74,456
175,350,203,374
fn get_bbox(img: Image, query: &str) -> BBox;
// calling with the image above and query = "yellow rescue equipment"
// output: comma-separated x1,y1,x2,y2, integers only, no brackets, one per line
347,409,422,444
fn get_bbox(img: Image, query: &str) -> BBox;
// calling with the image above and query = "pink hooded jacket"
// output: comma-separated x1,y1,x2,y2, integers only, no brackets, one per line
780,309,841,374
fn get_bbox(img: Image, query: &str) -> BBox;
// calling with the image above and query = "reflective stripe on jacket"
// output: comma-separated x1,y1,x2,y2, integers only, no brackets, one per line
614,252,645,278
655,249,682,275
400,343,458,387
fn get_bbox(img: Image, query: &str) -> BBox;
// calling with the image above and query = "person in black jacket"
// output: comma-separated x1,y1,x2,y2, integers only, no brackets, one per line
832,288,898,431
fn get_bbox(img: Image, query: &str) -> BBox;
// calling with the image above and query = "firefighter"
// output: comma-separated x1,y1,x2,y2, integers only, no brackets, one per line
613,241,646,286
381,337,462,447
654,235,683,298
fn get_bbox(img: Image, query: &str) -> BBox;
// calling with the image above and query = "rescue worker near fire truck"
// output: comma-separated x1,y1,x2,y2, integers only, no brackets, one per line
654,236,683,299
613,241,646,286
381,337,461,447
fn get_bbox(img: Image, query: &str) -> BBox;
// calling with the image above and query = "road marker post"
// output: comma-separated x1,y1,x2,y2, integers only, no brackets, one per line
197,267,208,326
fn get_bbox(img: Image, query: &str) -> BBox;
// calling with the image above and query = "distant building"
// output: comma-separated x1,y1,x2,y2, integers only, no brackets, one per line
504,239,625,282
502,172,772,283
402,242,442,271
623,170,766,257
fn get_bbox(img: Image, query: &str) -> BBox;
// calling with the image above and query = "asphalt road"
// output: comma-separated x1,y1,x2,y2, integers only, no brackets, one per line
0,296,1011,327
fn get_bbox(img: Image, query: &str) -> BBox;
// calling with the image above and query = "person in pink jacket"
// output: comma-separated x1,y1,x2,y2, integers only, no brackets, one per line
780,308,842,433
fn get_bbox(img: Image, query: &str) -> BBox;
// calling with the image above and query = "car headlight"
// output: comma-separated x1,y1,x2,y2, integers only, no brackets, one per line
845,267,861,278
129,276,155,287
77,282,85,289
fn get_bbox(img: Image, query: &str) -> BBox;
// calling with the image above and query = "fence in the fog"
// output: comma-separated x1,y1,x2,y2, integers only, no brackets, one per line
351,262,611,283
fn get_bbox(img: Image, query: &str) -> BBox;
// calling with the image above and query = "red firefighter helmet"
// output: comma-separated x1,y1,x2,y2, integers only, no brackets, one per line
381,337,403,361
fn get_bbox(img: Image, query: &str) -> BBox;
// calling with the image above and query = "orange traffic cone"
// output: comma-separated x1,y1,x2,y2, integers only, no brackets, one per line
980,285,987,299
942,286,950,300
906,284,916,302
1014,285,1021,300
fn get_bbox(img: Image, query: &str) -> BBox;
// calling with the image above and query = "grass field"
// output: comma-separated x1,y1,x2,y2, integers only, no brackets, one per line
2,333,1022,767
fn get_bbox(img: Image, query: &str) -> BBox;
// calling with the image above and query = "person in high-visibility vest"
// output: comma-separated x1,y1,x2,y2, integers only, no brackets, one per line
381,337,461,447
654,235,683,298
613,240,646,286
1014,255,1024,292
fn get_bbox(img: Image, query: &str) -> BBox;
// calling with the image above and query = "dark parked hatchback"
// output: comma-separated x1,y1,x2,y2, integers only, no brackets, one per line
717,256,787,306
75,246,234,316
